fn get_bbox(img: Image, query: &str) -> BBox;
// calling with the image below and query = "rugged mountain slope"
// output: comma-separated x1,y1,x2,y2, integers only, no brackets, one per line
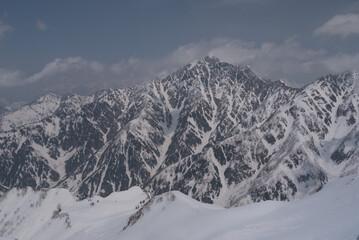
0,56,358,206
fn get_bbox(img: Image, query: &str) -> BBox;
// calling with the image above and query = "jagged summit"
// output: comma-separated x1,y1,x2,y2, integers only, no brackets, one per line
188,55,220,66
0,58,358,207
172,55,270,89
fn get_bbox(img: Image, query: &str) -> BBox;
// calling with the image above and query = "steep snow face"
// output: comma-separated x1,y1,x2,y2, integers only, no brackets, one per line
1,174,359,240
0,56,359,207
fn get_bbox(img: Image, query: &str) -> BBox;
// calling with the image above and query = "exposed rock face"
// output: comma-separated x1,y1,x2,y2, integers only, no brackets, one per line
1,56,358,207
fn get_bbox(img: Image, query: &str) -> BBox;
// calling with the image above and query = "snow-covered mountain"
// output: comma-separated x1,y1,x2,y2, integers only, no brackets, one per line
0,56,358,207
1,173,359,240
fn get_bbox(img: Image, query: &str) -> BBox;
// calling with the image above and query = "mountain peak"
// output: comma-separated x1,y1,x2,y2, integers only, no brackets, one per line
202,55,220,63
188,55,221,68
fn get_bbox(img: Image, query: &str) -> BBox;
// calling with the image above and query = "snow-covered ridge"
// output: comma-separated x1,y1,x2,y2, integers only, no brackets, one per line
0,94,61,132
0,93,93,132
1,174,359,240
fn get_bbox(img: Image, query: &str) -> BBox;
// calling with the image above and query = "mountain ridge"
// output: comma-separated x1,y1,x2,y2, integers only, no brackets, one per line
0,56,358,207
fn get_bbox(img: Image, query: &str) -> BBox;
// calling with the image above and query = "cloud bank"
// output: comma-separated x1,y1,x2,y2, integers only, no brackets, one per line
315,14,359,37
0,37,358,103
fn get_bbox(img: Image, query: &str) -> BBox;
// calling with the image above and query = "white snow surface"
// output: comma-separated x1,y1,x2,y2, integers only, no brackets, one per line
1,174,359,240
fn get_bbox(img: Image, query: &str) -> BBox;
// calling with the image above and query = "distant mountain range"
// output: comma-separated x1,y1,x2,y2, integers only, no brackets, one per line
0,56,358,207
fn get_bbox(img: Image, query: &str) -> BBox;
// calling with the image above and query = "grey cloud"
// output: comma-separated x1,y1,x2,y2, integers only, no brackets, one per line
0,20,13,40
1,37,359,103
36,20,48,31
26,57,105,84
0,68,22,87
321,54,359,72
304,53,359,73
0,57,108,100
88,37,357,87
133,37,357,85
314,14,359,37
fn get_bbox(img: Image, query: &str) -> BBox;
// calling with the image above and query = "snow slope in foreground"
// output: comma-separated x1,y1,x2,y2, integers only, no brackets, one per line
1,175,359,240
0,187,149,240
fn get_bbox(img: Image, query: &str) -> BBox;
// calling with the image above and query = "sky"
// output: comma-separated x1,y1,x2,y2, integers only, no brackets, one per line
0,0,359,103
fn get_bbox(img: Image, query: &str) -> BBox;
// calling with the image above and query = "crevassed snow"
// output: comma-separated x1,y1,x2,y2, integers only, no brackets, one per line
1,174,359,240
